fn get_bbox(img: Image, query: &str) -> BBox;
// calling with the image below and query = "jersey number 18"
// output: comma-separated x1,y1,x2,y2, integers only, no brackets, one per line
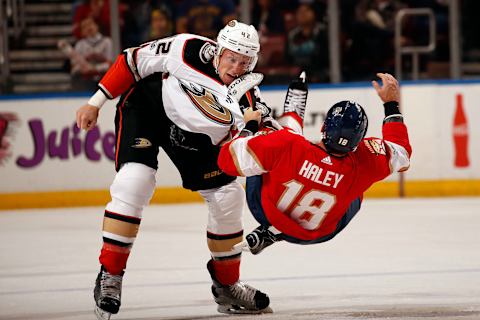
277,180,336,230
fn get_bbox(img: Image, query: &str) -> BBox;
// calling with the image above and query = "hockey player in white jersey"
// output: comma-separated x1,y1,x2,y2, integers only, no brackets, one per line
76,21,276,319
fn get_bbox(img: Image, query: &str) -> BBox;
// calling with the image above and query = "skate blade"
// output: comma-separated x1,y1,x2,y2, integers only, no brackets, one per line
94,305,112,320
232,241,251,253
217,304,273,314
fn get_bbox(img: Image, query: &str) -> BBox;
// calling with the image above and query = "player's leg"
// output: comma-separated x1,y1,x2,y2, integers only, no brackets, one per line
239,175,284,255
276,71,308,134
282,71,308,120
159,122,271,314
200,180,244,287
263,196,364,246
94,83,161,320
95,163,156,320
200,180,271,314
242,178,363,251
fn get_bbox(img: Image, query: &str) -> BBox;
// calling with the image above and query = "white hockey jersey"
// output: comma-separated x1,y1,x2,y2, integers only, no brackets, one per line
98,34,247,145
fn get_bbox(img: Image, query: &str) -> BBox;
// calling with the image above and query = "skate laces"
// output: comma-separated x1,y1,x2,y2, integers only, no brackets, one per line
285,88,307,118
230,281,257,303
100,271,122,300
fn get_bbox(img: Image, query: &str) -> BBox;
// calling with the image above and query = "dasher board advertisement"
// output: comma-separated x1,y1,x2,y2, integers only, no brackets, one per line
0,80,479,207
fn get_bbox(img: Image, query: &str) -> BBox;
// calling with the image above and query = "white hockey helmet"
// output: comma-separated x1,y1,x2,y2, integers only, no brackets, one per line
214,20,260,72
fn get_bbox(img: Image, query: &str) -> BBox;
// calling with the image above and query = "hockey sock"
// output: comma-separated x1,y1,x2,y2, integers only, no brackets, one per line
211,257,241,286
207,230,244,285
99,210,141,275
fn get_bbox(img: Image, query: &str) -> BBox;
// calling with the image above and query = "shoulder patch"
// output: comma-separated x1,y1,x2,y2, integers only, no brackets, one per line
364,139,386,155
199,42,215,64
183,38,221,84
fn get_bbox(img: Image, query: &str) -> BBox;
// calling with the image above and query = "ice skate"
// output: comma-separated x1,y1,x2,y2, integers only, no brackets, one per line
94,267,123,320
207,260,272,314
283,71,308,119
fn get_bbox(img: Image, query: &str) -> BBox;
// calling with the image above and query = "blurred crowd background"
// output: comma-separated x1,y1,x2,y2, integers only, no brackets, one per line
0,0,479,94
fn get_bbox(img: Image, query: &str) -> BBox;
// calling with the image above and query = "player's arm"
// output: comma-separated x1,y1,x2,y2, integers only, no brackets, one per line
76,36,184,130
372,73,412,173
277,71,308,134
218,108,290,177
218,107,263,176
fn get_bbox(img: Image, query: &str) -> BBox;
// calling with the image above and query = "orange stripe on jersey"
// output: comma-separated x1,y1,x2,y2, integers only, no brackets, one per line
115,88,135,171
100,53,135,99
131,48,141,80
245,90,254,108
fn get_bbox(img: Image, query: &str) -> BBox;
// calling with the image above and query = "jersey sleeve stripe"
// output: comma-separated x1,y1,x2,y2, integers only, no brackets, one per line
229,142,244,176
384,141,410,173
125,48,141,81
228,137,266,176
98,83,113,99
99,53,135,98
246,144,266,172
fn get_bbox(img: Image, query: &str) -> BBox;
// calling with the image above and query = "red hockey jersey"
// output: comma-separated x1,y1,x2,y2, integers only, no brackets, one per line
218,122,411,240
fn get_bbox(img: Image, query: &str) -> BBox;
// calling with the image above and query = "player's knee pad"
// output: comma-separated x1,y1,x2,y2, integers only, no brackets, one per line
106,162,157,218
200,180,245,234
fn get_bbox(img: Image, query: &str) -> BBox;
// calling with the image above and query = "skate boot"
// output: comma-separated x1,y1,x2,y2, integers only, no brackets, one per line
207,260,272,314
283,71,308,120
94,266,123,320
245,225,283,255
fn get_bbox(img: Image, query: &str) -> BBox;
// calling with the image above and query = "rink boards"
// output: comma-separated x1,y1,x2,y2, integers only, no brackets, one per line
0,80,479,209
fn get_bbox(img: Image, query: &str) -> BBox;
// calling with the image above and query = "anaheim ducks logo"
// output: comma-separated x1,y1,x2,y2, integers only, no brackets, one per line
179,81,234,125
131,138,152,148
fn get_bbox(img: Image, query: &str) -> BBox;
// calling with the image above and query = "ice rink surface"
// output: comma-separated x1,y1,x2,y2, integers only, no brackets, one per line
1,197,480,320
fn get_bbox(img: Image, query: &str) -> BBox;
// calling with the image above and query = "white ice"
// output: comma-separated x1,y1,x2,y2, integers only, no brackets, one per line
1,197,480,320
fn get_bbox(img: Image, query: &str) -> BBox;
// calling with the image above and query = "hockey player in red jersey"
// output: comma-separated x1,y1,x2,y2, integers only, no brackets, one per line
218,73,411,255
75,20,276,319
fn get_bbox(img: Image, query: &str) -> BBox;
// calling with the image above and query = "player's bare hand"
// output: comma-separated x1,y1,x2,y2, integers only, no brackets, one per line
76,104,100,130
243,107,261,123
372,73,400,103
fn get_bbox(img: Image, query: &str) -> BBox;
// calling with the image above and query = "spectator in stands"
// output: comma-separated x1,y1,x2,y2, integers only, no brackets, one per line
59,17,114,91
404,0,449,61
461,0,480,54
286,3,329,82
121,0,173,47
176,0,236,39
345,0,407,80
148,7,174,41
252,0,285,36
73,0,112,39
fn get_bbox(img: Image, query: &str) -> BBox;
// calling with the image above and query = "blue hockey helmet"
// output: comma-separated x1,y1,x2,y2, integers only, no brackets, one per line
321,100,368,154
